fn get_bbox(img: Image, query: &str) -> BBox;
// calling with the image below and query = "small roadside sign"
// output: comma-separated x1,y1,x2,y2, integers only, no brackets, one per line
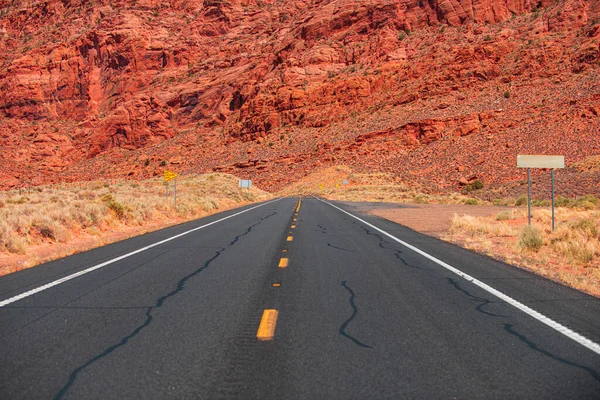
517,155,565,230
342,180,349,185
517,155,564,169
164,170,178,182
239,179,252,189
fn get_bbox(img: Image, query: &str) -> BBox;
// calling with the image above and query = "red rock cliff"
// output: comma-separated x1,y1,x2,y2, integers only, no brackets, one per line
0,0,598,192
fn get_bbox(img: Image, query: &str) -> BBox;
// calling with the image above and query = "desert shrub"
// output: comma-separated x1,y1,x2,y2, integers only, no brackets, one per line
518,225,544,251
495,211,512,221
101,193,126,219
0,222,11,248
576,195,599,209
554,195,599,210
8,197,28,204
6,236,26,254
450,214,488,234
504,91,510,98
0,200,5,208
32,217,56,240
554,195,571,207
463,180,483,193
463,198,479,205
515,195,528,206
0,221,26,254
532,199,551,207
492,198,513,206
107,200,126,219
552,238,597,264
413,194,429,204
570,218,598,238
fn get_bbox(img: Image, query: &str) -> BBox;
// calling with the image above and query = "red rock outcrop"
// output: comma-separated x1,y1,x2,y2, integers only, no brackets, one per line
0,0,598,194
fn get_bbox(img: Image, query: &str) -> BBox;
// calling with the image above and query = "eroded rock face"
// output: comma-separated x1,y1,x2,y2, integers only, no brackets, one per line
0,0,598,192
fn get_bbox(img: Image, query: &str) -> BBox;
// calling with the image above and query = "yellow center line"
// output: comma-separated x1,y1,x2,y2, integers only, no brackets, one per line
296,198,302,213
256,309,278,341
291,225,296,229
272,283,281,287
278,258,289,268
282,249,288,253
287,236,293,242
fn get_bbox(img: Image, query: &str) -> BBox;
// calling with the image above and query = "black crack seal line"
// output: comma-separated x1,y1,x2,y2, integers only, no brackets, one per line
362,225,432,272
340,281,373,349
53,212,277,400
327,243,354,252
447,278,507,318
504,324,600,383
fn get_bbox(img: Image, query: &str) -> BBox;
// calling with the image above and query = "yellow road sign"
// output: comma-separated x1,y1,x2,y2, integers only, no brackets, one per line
164,170,178,182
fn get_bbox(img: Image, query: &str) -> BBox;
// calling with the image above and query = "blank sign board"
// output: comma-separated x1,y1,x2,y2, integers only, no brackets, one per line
517,155,564,169
239,179,252,188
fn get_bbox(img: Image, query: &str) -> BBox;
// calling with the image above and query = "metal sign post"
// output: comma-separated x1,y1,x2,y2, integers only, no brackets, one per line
551,169,555,231
517,155,565,231
164,170,179,206
527,168,531,226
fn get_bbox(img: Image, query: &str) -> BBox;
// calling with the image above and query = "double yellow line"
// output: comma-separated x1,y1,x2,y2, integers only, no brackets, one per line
256,198,301,341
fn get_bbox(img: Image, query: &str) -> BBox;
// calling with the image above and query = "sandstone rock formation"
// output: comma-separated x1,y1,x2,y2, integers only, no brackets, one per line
0,0,598,194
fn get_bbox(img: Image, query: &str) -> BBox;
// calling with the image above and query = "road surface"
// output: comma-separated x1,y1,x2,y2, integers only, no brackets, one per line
1,197,599,399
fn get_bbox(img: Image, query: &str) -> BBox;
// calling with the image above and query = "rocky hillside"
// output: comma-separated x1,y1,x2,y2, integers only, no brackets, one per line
0,0,599,195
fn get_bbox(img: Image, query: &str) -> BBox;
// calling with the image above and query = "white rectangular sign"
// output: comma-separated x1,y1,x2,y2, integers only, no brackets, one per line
239,179,252,188
517,155,564,169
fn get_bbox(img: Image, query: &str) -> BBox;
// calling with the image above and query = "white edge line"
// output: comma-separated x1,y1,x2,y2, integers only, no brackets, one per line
0,199,281,308
318,197,600,356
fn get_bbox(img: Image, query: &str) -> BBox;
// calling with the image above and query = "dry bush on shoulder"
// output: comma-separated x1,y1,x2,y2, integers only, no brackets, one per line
450,214,516,237
518,226,544,252
495,210,516,221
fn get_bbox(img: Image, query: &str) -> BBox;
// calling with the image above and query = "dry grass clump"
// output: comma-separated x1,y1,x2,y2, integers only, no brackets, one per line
495,210,517,221
518,226,544,251
549,217,600,264
494,194,600,210
0,174,270,258
446,206,600,296
450,214,516,237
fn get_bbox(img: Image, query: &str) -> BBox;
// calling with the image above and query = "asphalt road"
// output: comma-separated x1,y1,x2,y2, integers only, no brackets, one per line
1,197,599,399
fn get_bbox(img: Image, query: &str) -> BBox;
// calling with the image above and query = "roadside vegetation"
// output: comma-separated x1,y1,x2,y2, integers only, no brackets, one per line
280,165,484,205
0,174,270,275
446,206,600,297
